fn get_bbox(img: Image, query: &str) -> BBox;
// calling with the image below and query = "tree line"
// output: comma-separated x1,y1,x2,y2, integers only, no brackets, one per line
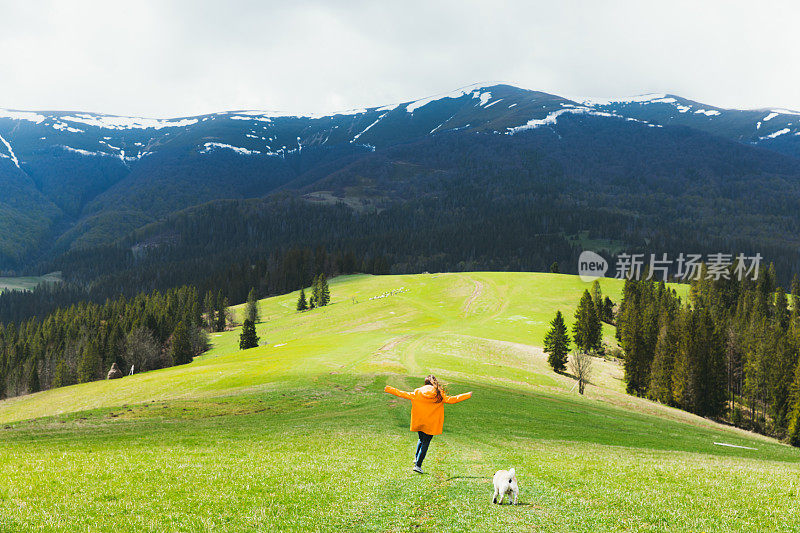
0,241,386,325
0,269,338,400
616,264,800,445
0,286,209,399
543,271,800,446
296,274,330,311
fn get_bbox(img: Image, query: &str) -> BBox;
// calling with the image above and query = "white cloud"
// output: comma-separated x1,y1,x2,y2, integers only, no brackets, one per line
0,0,798,118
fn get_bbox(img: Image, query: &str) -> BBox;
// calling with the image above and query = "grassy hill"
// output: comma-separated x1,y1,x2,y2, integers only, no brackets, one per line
0,272,797,532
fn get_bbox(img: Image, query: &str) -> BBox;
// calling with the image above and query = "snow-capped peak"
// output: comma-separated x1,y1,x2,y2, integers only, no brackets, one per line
405,82,503,114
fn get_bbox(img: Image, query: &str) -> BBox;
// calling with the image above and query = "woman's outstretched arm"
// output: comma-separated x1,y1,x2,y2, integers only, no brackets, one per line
384,385,415,400
444,391,472,404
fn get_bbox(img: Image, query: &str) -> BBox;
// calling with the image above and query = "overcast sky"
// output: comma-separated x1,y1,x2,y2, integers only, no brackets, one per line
0,0,798,118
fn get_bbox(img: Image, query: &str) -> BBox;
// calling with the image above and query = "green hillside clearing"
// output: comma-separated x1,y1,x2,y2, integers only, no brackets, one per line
0,272,62,293
0,273,796,532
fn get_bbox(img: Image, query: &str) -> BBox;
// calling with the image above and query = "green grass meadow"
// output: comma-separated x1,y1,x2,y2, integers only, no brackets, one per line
0,272,62,293
0,273,797,532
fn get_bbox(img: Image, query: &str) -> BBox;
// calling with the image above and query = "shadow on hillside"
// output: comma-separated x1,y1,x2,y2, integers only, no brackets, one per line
558,370,594,387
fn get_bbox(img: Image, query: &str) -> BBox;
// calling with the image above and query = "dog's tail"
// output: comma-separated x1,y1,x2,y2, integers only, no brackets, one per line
509,468,515,477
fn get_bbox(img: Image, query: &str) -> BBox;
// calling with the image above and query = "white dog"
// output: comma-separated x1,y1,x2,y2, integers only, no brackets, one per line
492,468,519,505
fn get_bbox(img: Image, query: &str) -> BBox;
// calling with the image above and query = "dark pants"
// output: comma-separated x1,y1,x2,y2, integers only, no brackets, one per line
415,431,433,467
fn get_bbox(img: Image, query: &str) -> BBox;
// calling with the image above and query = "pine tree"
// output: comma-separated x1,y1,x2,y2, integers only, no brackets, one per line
239,319,260,350
311,276,321,308
695,308,727,417
170,321,194,365
320,275,330,306
77,340,102,383
788,405,800,446
770,334,795,431
190,289,202,328
648,311,677,404
544,310,570,373
573,290,602,353
309,276,320,309
602,296,614,323
203,291,216,331
244,287,260,324
310,274,330,307
52,357,74,388
297,288,308,311
791,275,800,321
589,303,603,350
668,305,728,417
590,281,603,317
787,357,800,445
615,278,635,342
672,307,696,411
27,359,40,393
744,311,772,428
619,280,660,396
776,287,790,330
215,291,227,332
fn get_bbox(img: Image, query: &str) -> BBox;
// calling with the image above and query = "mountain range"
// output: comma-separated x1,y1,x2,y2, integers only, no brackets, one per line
2,83,800,275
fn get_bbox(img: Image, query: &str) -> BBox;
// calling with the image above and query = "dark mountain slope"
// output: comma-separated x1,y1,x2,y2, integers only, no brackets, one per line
2,84,800,270
31,113,800,314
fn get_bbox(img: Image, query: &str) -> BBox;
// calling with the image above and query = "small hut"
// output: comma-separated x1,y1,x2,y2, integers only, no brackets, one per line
107,362,123,380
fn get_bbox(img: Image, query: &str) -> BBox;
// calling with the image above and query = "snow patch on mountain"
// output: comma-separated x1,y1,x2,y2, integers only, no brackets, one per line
405,84,495,114
506,106,662,135
694,109,721,116
58,145,113,157
0,134,20,168
430,114,457,134
648,97,678,104
407,89,469,113
0,109,46,124
230,115,272,123
376,103,400,112
763,112,779,122
506,108,591,133
52,122,85,133
351,113,386,143
200,142,261,155
60,114,199,130
226,107,370,120
760,128,791,140
770,108,800,117
573,93,699,114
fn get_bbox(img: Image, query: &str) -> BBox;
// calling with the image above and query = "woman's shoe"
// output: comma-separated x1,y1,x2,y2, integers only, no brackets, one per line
413,466,424,474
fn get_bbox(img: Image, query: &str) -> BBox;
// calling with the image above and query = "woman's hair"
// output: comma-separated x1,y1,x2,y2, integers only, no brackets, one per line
425,374,445,402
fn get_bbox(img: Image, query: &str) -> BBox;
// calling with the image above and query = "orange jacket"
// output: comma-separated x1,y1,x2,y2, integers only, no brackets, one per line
384,384,472,435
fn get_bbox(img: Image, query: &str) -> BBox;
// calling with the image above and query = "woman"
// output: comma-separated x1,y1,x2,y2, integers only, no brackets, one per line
384,375,472,473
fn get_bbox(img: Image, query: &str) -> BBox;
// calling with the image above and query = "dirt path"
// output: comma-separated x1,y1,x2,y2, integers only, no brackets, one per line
462,279,485,316
376,334,413,353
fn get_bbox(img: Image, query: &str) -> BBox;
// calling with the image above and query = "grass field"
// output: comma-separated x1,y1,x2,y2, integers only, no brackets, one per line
0,271,62,292
0,272,797,532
